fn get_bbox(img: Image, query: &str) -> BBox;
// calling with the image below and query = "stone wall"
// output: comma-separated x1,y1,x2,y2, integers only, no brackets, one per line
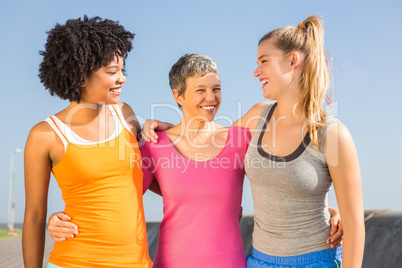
146,210,402,267
363,210,402,267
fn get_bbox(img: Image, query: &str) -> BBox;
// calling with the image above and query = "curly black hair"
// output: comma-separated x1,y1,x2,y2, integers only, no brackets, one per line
39,15,135,102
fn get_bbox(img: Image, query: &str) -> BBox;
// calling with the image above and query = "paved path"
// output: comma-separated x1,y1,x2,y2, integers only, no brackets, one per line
0,232,54,268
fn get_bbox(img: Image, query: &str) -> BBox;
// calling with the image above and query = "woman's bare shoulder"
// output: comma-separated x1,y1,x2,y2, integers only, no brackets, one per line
26,121,58,153
232,101,271,129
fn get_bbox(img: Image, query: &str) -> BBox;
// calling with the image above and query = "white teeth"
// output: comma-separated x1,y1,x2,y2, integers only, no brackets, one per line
261,79,269,85
110,88,121,93
201,106,215,110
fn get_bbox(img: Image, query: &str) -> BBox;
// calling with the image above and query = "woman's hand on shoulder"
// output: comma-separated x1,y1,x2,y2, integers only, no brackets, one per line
48,212,78,242
140,119,174,143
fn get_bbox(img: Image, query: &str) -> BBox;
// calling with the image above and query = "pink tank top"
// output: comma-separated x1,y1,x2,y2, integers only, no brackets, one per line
140,126,250,268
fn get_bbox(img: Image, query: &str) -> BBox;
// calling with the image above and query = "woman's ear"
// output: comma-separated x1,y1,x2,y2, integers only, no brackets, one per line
173,89,184,106
81,77,87,88
290,51,302,70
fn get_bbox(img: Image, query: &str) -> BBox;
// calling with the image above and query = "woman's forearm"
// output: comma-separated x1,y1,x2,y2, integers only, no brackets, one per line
22,215,47,268
340,220,365,268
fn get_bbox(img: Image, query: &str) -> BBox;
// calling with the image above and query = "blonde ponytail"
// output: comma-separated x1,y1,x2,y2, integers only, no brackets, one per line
259,15,333,150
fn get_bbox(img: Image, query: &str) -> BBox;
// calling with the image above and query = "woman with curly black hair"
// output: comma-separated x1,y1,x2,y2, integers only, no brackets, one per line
22,16,152,268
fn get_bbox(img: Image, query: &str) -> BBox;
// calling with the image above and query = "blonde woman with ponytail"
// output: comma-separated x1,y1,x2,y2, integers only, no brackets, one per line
235,15,364,267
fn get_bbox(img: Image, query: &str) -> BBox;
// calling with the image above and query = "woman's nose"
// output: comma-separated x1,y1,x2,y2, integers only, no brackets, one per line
253,65,261,77
205,90,216,101
118,73,126,84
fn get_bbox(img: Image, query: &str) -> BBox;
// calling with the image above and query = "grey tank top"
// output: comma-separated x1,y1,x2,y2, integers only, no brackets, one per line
245,102,337,256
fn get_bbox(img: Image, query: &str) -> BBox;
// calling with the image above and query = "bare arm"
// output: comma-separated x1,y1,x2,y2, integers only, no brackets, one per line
232,102,267,133
140,119,175,143
119,102,141,137
118,103,174,143
22,123,53,268
326,121,365,267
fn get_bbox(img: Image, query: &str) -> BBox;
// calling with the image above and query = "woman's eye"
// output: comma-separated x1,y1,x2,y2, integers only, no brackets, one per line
213,88,221,91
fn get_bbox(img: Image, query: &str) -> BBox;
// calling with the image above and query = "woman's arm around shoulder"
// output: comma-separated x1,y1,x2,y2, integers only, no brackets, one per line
232,101,269,132
23,122,56,268
325,120,365,268
141,119,175,143
118,102,141,138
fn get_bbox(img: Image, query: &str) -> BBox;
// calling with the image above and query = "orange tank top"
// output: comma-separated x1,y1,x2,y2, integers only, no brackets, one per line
46,105,151,268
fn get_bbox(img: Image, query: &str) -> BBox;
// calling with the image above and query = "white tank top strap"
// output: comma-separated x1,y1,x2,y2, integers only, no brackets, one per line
107,104,124,139
110,104,135,136
44,105,124,147
45,117,69,150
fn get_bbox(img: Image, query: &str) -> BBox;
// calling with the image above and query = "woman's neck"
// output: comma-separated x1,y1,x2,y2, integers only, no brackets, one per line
274,96,304,125
63,101,106,125
174,117,217,143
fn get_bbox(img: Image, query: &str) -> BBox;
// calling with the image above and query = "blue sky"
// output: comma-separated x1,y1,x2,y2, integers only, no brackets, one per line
1,0,401,223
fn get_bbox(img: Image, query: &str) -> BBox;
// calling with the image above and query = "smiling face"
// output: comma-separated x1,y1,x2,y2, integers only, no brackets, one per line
175,72,221,123
80,56,126,104
254,39,295,100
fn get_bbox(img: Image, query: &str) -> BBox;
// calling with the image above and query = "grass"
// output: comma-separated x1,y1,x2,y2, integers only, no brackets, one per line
0,229,22,240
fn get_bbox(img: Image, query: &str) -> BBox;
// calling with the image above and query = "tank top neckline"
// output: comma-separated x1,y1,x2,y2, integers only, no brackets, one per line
257,102,311,162
51,105,122,145
159,126,235,163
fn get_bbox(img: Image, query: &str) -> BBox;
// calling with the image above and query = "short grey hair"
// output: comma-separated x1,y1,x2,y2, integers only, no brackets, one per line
169,53,219,108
